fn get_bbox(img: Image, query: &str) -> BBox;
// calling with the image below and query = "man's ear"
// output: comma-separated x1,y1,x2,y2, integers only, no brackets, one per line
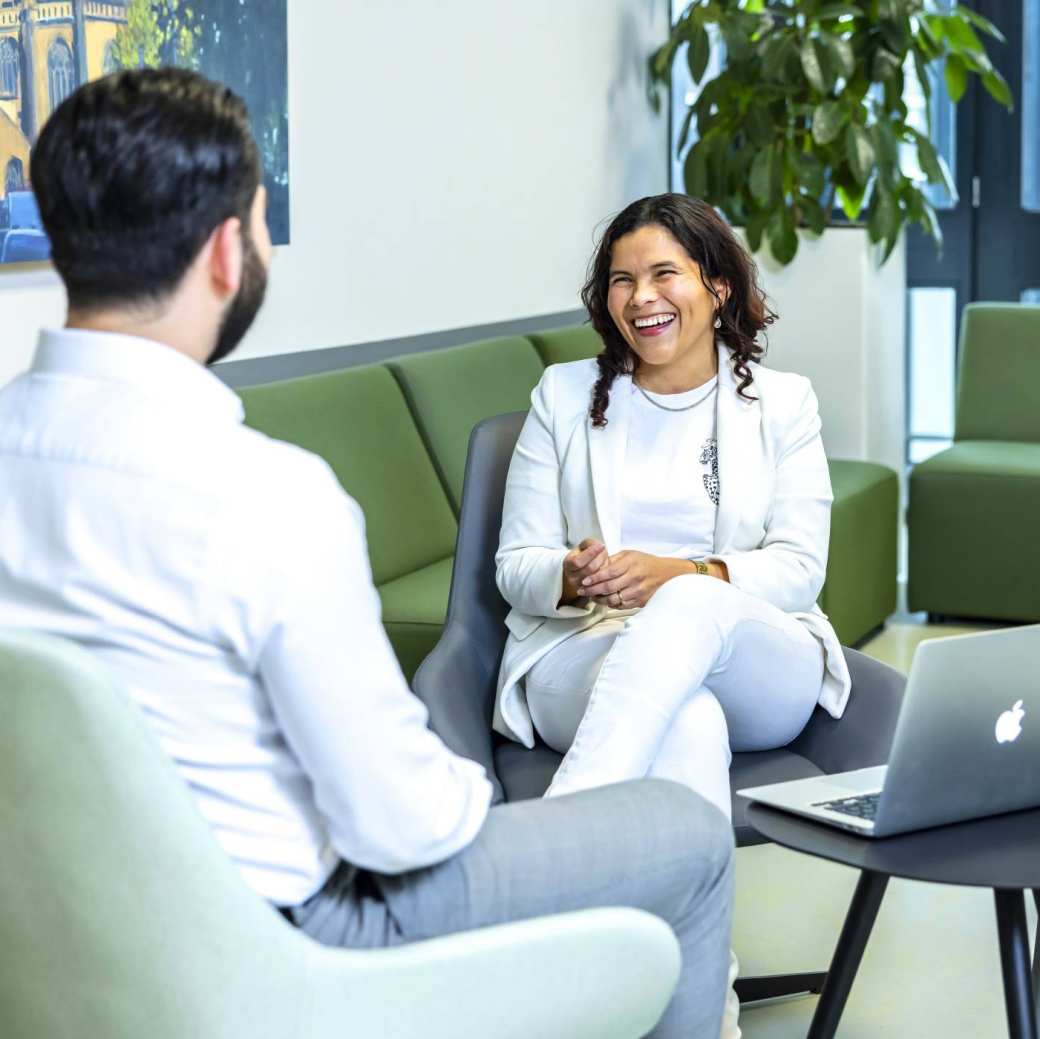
207,216,244,300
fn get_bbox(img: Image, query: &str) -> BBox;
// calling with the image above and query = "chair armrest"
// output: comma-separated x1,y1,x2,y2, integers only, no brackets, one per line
413,620,506,803
303,907,680,1039
789,647,906,774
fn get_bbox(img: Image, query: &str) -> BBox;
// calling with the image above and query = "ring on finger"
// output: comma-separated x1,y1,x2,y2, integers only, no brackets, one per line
614,590,624,607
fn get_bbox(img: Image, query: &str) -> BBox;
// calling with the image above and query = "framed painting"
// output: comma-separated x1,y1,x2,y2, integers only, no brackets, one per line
0,0,289,264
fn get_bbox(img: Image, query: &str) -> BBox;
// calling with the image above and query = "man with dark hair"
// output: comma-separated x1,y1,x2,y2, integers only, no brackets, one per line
0,69,734,1039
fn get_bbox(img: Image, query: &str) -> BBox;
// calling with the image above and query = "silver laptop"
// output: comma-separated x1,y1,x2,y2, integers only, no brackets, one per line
739,625,1040,837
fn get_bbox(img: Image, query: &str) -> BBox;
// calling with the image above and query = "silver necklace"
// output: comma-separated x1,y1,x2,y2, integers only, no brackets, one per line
634,378,716,413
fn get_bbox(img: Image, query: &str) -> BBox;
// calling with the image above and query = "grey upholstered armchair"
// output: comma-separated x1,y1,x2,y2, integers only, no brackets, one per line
412,411,907,1006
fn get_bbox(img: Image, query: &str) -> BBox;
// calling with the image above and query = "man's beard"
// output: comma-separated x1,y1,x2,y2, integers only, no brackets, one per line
207,227,268,366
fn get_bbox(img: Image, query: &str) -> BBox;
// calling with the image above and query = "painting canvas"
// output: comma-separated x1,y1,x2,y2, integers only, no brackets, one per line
0,0,289,265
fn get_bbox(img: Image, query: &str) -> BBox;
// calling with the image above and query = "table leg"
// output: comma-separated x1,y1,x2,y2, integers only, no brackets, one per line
806,870,889,1039
995,889,1038,1039
1031,890,1040,1012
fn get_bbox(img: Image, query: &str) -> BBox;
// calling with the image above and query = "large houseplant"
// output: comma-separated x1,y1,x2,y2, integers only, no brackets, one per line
651,1,1012,264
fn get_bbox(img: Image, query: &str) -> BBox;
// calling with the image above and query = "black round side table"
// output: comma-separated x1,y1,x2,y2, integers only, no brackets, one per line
746,801,1040,1039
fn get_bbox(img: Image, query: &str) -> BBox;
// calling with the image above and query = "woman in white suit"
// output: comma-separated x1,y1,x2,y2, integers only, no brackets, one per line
494,194,850,805
494,194,852,1035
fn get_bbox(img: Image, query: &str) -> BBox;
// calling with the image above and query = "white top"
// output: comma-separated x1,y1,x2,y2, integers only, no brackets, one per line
620,377,718,560
0,330,492,906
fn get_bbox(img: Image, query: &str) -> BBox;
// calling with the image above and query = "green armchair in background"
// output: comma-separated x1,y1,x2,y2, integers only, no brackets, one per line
908,303,1040,621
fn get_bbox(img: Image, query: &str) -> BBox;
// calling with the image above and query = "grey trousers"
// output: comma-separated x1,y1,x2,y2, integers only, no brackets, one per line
289,778,734,1039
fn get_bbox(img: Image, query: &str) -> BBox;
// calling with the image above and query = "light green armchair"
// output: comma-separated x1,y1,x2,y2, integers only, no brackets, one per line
0,630,680,1039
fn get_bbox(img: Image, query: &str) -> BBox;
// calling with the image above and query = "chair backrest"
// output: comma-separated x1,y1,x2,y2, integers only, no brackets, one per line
0,630,311,1039
955,303,1040,443
412,412,525,803
387,337,545,513
528,324,603,366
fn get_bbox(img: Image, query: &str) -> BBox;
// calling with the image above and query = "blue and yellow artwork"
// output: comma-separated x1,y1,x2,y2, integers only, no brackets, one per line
0,0,289,264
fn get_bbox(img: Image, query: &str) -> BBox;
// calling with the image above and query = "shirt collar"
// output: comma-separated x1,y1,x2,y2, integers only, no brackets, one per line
31,328,245,424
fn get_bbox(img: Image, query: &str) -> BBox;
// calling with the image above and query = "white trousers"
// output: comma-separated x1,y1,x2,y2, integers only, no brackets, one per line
527,575,824,818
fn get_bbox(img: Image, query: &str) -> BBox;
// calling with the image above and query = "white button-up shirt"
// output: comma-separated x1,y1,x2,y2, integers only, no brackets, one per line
0,329,492,905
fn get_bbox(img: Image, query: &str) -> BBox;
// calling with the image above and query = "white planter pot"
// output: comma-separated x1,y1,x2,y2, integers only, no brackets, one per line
743,227,907,478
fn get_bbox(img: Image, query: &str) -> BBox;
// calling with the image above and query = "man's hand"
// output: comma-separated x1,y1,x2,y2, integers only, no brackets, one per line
581,551,697,609
559,538,608,606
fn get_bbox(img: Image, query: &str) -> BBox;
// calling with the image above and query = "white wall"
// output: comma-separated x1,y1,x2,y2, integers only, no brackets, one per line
0,0,670,387
755,230,907,476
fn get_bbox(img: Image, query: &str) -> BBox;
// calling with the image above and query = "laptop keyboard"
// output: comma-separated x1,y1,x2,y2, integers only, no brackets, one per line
812,791,881,821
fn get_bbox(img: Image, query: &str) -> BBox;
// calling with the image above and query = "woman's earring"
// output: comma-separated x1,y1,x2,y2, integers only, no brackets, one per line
713,314,722,329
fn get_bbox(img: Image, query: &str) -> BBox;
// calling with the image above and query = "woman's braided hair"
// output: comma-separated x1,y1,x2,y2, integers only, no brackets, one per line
580,194,776,427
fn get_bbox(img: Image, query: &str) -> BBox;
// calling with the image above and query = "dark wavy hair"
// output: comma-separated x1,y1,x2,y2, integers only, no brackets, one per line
581,193,776,427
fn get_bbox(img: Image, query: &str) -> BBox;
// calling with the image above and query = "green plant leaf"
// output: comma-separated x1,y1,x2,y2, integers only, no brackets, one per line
920,196,943,247
954,4,1006,43
768,208,799,264
791,151,826,198
867,189,896,244
913,131,948,189
721,21,752,64
799,194,828,235
677,105,697,156
836,180,866,221
762,34,797,81
750,146,779,206
912,49,932,104
816,4,863,20
706,134,729,200
982,69,1014,110
687,24,711,85
811,101,845,144
878,6,910,52
871,47,902,85
945,54,968,102
800,39,830,93
650,42,673,83
745,210,769,254
684,139,710,199
745,103,774,147
818,34,854,80
939,14,984,56
870,120,899,169
846,123,876,184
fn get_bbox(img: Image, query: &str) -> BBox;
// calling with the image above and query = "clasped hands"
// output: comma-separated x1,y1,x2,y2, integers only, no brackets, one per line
560,538,698,610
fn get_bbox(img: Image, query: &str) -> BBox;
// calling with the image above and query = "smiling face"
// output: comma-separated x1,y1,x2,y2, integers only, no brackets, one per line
606,223,725,391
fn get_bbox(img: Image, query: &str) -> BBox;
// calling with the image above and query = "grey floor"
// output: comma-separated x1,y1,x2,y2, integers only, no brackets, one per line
736,617,1028,1038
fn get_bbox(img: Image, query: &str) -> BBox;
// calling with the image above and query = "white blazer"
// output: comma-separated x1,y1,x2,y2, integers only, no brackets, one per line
492,345,852,748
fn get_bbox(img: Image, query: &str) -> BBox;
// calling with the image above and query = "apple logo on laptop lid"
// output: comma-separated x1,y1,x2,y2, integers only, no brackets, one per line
995,700,1026,745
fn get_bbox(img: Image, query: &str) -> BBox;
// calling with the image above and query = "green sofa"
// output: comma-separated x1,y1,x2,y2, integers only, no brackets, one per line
908,303,1040,621
240,326,898,681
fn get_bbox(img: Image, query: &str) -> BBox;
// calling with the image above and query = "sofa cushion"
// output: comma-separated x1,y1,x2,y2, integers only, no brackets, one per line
387,337,545,512
378,556,455,682
822,460,899,645
908,440,1040,620
528,325,603,366
239,366,457,586
955,304,1040,443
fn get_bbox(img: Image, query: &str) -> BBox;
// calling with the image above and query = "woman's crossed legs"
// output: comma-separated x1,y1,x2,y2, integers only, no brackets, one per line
525,574,824,814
